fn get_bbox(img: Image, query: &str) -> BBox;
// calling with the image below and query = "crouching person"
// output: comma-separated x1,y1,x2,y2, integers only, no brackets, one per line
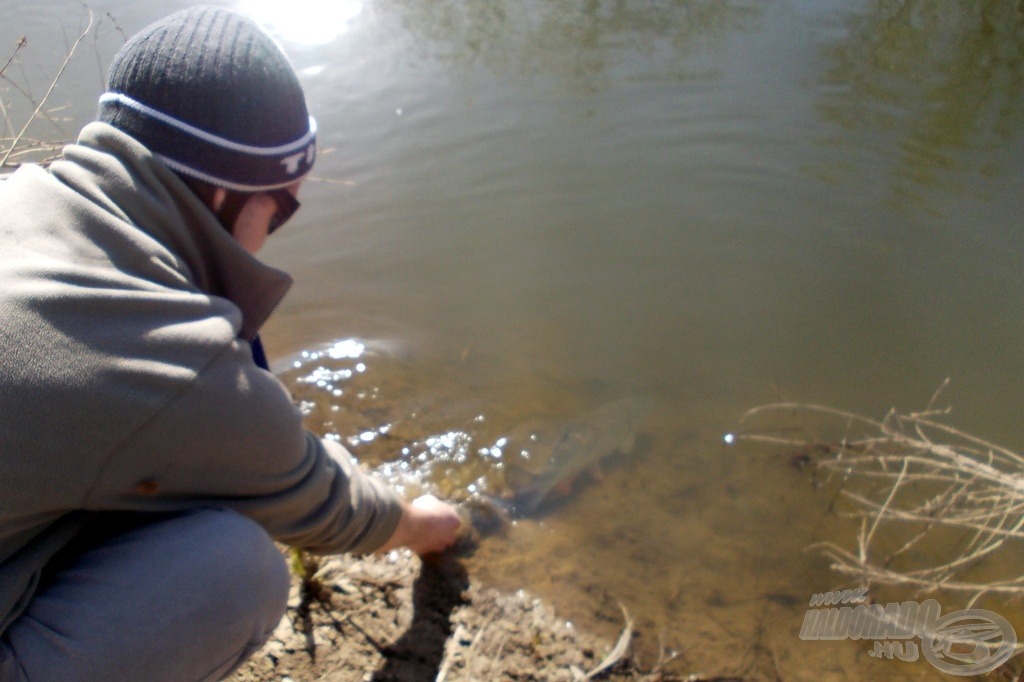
0,7,460,680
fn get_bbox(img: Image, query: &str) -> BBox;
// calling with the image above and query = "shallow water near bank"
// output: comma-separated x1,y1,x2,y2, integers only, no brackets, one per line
277,338,1023,679
6,0,1024,677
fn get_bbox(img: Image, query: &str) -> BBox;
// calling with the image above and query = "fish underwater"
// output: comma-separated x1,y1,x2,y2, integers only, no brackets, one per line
449,397,654,553
500,396,654,518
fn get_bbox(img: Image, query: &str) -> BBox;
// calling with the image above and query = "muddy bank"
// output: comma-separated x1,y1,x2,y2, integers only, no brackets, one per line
230,548,672,682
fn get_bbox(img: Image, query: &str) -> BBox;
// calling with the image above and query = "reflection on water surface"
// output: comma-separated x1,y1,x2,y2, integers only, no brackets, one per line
240,0,363,45
5,0,1024,676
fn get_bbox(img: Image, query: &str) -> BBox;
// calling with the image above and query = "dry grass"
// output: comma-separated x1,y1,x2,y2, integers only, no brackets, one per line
1,6,100,173
732,380,1024,608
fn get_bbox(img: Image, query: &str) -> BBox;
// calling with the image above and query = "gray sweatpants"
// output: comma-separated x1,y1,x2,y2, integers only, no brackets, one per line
0,509,290,681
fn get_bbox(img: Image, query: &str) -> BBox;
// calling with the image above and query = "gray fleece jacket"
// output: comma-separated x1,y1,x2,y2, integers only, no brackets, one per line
0,123,403,635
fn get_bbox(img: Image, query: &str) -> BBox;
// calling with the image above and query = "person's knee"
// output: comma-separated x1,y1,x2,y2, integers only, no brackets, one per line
184,509,290,631
3,509,291,682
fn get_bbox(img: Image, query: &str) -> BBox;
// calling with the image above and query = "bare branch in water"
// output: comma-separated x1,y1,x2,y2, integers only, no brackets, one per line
0,36,28,79
733,391,1024,602
1,9,95,169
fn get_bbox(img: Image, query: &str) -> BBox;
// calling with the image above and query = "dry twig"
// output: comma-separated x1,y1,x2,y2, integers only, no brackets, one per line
1,10,94,169
731,393,1024,604
571,603,634,680
0,6,117,171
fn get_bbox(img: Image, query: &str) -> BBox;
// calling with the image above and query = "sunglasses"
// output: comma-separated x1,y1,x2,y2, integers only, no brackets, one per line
266,188,301,235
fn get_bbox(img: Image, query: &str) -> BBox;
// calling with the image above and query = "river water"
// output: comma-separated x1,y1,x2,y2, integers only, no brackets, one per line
4,0,1024,678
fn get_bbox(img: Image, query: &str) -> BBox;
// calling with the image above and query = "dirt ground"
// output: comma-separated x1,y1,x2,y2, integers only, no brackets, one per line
230,548,682,682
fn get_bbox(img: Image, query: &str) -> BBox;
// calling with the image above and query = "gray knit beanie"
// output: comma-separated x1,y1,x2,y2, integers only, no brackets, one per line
97,6,316,191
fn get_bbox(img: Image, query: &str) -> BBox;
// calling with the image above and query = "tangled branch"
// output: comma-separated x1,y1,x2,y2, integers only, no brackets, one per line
1,7,96,171
732,386,1024,606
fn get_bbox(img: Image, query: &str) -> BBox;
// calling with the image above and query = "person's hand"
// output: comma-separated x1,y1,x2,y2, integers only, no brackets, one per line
377,494,462,556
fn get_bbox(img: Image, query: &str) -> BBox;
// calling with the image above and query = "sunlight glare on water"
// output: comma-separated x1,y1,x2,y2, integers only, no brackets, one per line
239,0,363,46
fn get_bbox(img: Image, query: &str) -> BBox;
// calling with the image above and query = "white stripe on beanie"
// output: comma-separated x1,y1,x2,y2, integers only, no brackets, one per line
99,92,317,156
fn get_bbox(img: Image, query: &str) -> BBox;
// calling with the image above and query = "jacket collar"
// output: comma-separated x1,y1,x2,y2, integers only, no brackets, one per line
53,122,293,340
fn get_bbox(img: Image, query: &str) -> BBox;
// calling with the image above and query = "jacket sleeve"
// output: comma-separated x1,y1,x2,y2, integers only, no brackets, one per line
82,340,404,555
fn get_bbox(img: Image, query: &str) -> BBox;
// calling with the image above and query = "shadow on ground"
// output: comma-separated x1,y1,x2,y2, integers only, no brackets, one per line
372,554,469,681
